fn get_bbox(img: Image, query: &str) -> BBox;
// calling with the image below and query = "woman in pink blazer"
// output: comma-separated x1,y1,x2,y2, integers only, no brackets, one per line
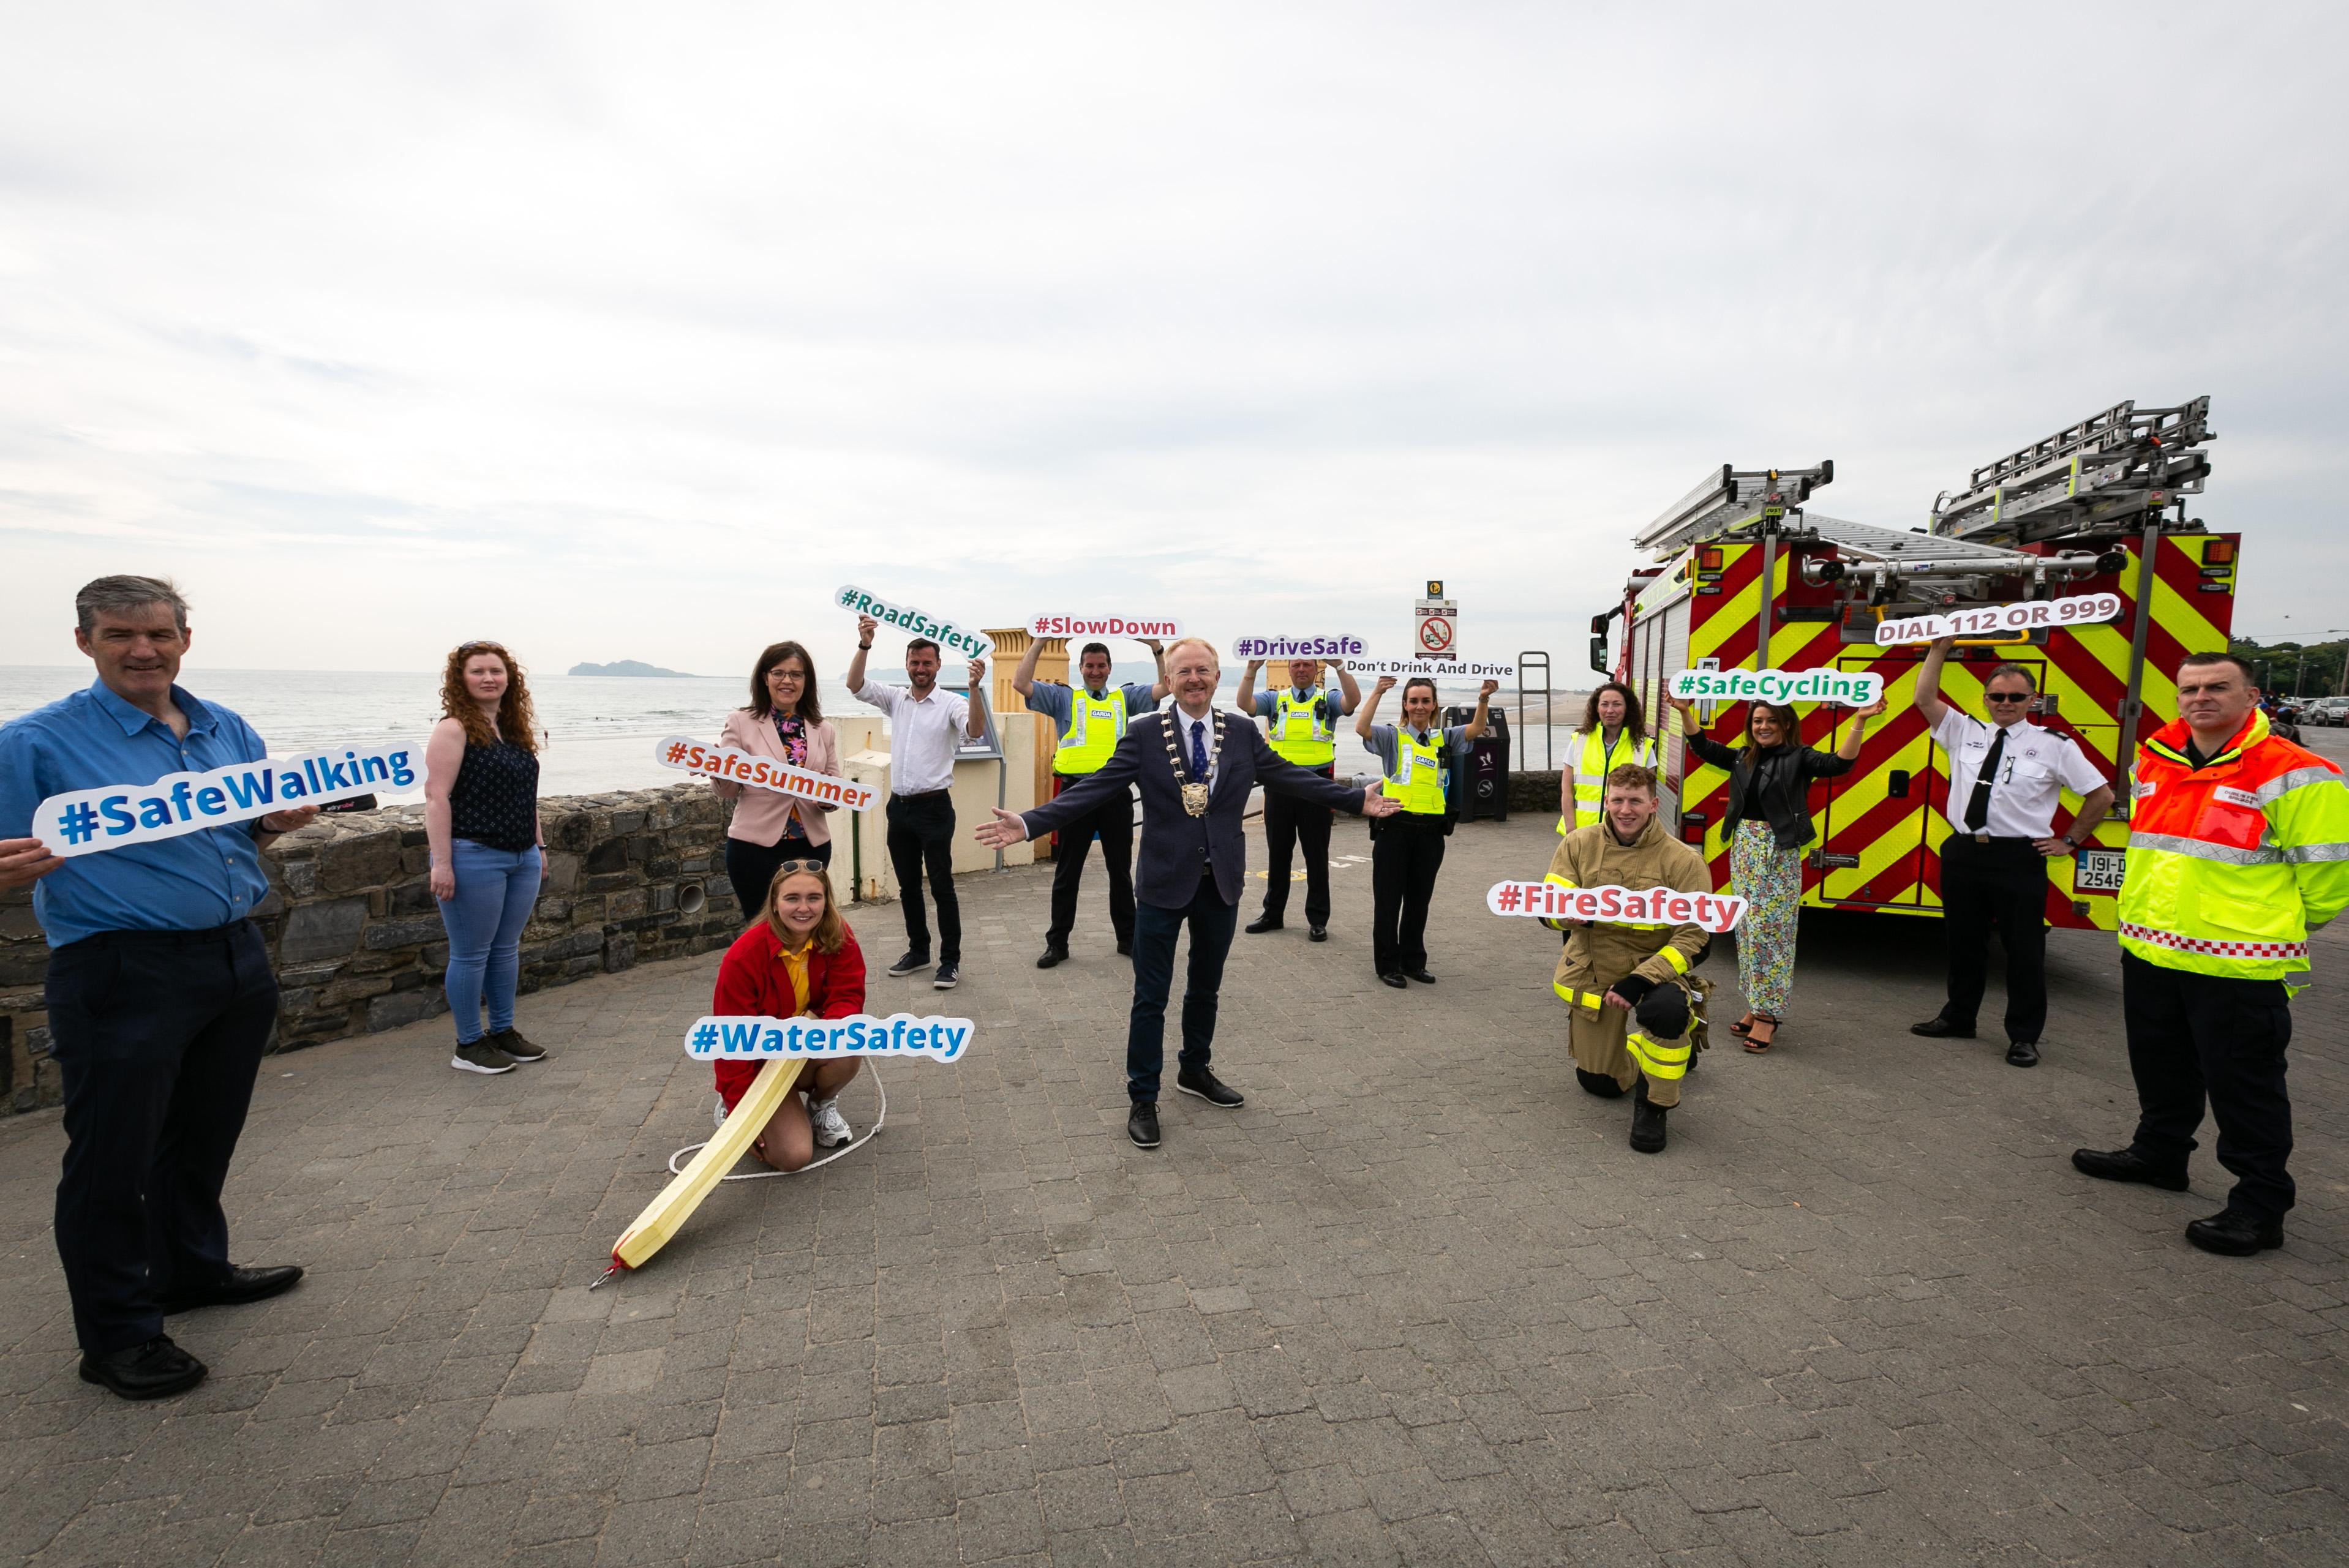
712,640,846,920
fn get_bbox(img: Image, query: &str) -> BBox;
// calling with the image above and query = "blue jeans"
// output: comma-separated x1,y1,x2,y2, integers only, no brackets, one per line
1126,876,1239,1104
438,841,543,1043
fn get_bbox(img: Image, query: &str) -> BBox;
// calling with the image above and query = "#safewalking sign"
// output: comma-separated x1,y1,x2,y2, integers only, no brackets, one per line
35,745,421,858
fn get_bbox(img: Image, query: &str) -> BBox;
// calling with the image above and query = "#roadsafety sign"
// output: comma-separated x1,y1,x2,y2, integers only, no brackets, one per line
1029,615,1184,639
36,745,419,858
835,585,991,661
1667,667,1882,706
686,1013,974,1062
654,737,876,811
1486,880,1746,931
1231,634,1366,661
1874,591,2125,647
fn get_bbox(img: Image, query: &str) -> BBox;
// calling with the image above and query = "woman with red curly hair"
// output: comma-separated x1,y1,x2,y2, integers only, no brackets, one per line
424,640,547,1075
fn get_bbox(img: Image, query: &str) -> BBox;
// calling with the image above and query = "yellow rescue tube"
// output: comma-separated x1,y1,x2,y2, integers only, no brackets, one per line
607,1057,804,1275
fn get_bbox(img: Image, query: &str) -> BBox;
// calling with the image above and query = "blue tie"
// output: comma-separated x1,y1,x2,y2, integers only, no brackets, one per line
1190,719,1208,781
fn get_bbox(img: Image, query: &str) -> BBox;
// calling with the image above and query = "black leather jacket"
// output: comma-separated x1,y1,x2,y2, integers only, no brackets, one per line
1684,731,1854,850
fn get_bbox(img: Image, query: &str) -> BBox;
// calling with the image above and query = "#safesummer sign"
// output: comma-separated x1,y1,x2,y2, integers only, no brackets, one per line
653,737,876,811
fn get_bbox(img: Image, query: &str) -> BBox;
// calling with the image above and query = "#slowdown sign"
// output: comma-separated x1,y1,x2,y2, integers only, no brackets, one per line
1874,591,2125,647
653,737,876,811
835,585,991,661
36,745,420,857
1486,881,1747,931
685,1014,975,1062
1667,667,1882,706
1029,615,1184,639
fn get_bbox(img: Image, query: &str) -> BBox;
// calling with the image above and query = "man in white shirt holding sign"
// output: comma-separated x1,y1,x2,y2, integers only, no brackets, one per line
848,615,991,991
1908,637,2113,1067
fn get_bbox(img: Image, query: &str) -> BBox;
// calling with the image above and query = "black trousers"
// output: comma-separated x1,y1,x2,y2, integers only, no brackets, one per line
1045,775,1135,949
1260,765,1336,926
885,792,960,963
1126,876,1239,1103
1936,836,2049,1043
45,921,277,1355
2123,951,2295,1220
723,834,832,922
1371,814,1448,975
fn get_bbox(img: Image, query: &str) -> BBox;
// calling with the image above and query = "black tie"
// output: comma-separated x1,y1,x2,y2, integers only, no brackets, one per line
1964,727,2005,832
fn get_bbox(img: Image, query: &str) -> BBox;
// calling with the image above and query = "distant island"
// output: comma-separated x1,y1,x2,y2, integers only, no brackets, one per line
569,660,697,678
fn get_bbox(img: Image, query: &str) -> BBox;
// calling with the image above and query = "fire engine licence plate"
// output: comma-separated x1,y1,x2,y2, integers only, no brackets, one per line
2073,849,2125,894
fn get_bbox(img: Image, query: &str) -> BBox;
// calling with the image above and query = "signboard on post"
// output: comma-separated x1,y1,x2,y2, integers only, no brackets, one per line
1415,580,1457,663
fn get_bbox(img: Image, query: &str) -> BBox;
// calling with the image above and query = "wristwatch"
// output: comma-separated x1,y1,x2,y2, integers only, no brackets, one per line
2061,835,2080,849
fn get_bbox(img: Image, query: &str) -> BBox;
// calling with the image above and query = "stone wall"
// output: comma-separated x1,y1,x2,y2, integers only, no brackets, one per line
1,784,746,1114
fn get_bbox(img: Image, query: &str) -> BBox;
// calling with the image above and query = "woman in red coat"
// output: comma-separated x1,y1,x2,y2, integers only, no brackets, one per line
711,858,866,1171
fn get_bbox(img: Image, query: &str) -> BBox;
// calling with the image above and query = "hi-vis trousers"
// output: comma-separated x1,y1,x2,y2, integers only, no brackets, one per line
1558,983,1695,1109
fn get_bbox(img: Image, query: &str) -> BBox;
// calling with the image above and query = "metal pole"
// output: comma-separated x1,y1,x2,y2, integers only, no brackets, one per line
2115,521,2162,809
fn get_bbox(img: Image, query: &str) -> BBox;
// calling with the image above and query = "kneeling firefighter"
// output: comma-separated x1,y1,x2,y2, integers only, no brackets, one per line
1543,762,1713,1152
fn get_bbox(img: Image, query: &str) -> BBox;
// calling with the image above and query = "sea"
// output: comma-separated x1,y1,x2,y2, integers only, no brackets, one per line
0,664,1587,797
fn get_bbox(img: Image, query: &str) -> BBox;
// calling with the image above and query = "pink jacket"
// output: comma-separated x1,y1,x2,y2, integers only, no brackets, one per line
713,708,844,848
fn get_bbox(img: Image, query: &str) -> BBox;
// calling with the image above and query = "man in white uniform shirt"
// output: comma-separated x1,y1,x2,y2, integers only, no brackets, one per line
1908,638,2113,1066
847,616,991,991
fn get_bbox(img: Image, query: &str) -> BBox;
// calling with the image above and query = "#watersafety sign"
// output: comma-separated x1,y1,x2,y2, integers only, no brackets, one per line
35,744,421,857
685,1013,975,1062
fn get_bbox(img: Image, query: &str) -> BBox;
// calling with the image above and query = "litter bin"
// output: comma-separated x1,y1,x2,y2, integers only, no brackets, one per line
1445,704,1510,822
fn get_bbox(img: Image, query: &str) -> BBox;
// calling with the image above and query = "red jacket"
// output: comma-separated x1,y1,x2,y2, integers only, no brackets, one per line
710,921,868,1111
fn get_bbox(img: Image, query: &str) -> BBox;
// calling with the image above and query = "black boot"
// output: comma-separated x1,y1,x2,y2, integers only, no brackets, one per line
1629,1079,1668,1154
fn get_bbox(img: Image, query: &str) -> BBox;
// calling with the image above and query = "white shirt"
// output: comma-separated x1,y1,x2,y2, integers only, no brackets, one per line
1931,710,2105,839
1171,708,1221,792
855,681,971,795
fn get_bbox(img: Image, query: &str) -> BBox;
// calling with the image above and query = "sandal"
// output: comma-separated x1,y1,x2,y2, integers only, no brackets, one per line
1742,1014,1780,1053
1727,1011,1756,1039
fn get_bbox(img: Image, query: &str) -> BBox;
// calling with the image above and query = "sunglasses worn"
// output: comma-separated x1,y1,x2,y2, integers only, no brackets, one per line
1985,692,2032,703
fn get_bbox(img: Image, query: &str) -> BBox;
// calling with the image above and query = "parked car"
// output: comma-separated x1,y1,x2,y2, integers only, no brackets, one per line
2303,696,2349,727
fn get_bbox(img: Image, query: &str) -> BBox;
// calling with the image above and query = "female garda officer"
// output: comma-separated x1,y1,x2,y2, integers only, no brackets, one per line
1355,675,1497,986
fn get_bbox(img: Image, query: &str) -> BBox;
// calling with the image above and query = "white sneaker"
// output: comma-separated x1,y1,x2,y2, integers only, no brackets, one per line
809,1097,852,1148
713,1095,727,1129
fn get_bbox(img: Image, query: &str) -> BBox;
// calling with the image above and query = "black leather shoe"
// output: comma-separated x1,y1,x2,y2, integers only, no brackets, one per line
80,1335,206,1400
157,1264,304,1315
1576,1068,1626,1100
1308,925,1328,943
1909,1018,1975,1039
1036,947,1069,969
1115,939,1132,956
1245,915,1282,934
1379,972,1408,989
2186,1209,2283,1256
1175,1068,1245,1108
1127,1103,1160,1149
1629,1079,1667,1154
2070,1147,2189,1191
2006,1041,2040,1068
1407,970,1437,985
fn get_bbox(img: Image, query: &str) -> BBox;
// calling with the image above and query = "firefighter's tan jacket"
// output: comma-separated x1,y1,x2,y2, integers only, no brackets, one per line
1546,816,1712,1006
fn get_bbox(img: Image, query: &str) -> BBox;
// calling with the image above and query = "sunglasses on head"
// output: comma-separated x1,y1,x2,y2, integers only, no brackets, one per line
457,640,508,655
772,861,828,879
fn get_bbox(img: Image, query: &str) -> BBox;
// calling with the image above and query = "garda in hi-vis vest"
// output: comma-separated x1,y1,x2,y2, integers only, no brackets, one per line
1054,688,1130,776
1268,687,1337,768
1558,726,1660,835
2119,709,2349,990
1384,729,1448,815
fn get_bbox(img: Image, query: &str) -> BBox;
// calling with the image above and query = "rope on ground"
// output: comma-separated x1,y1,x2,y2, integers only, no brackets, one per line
664,1064,887,1180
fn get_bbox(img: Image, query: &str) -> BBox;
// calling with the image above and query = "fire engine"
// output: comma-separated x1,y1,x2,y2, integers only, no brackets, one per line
1595,398,2226,931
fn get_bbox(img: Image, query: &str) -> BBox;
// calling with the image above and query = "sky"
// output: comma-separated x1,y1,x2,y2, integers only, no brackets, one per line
3,1,2343,680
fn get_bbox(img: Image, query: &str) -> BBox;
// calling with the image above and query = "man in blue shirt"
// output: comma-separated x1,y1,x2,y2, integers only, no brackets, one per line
1010,636,1168,968
0,577,314,1400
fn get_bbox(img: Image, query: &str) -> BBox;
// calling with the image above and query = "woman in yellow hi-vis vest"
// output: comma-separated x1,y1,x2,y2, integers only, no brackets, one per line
1356,675,1497,986
1558,681,1656,835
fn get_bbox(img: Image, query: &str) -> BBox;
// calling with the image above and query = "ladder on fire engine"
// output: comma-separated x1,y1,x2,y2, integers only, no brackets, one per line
1929,397,2212,545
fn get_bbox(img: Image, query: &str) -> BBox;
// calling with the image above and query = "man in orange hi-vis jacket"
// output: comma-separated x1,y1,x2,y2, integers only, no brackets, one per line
2073,652,2349,1256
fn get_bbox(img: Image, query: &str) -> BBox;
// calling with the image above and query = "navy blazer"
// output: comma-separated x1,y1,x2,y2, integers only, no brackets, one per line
1023,709,1365,910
